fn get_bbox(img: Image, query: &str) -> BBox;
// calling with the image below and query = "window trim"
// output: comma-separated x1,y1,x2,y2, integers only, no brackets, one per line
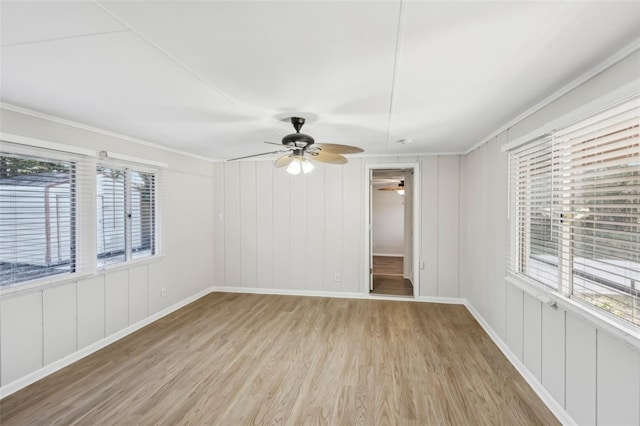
506,91,640,344
95,160,160,269
0,137,164,294
506,273,640,351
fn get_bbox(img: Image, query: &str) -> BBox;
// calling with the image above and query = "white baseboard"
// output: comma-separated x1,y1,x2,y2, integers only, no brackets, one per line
463,301,576,426
0,286,215,400
372,253,404,257
212,286,466,305
2,282,566,426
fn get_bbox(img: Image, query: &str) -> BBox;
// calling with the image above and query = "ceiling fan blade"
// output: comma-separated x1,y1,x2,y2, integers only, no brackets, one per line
274,154,295,168
311,143,364,154
378,186,403,191
308,151,348,165
227,150,288,161
264,141,285,147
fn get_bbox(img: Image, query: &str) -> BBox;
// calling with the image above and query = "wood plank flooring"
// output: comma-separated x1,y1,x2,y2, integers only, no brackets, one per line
372,256,403,275
372,256,413,296
371,275,414,296
0,293,559,425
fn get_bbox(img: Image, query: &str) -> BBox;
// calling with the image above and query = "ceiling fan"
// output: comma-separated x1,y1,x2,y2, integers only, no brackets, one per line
228,117,364,175
378,180,405,195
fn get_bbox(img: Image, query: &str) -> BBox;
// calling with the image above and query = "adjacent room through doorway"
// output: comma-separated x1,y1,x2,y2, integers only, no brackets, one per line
370,168,414,296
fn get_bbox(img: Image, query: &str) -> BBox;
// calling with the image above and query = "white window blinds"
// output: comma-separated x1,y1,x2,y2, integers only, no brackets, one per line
509,95,640,327
130,171,155,260
96,164,157,267
510,135,558,289
0,153,77,286
97,166,126,266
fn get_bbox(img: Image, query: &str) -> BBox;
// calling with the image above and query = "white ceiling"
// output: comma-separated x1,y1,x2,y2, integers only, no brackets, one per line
1,1,639,160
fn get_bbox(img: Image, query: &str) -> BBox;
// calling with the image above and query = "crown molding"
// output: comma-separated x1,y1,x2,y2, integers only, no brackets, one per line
0,102,218,163
463,38,640,155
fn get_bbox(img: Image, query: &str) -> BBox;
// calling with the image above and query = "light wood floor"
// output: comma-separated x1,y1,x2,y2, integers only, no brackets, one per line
372,255,403,275
0,293,559,425
372,256,413,296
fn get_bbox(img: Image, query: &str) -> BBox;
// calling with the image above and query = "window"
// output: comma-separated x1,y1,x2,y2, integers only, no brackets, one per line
0,153,76,286
510,96,640,327
97,165,156,267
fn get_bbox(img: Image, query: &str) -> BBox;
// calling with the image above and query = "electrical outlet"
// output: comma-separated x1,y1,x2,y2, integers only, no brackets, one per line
161,287,167,297
419,260,425,269
218,213,224,221
334,273,341,282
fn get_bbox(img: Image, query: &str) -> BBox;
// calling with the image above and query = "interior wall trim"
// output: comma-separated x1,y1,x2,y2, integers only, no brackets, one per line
211,286,465,305
0,103,218,163
463,38,640,156
464,301,577,426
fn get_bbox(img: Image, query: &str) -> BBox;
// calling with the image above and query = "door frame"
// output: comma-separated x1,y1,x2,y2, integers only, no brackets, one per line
364,162,420,297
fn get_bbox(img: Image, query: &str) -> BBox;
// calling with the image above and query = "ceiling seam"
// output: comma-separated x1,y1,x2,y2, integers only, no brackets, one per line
384,0,407,152
92,1,285,140
1,30,132,48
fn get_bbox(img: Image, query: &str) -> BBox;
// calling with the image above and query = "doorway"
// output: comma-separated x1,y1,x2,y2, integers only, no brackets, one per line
364,164,420,297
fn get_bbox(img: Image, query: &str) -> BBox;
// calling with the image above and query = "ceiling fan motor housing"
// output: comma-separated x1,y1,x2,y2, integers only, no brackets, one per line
282,132,314,147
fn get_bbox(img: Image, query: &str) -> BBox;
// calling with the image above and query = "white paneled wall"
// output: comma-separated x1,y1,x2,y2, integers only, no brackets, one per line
0,109,214,392
462,137,640,425
213,155,459,297
461,130,640,425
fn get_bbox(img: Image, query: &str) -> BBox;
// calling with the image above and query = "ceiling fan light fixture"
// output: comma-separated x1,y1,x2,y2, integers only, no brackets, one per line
286,157,314,175
397,189,405,195
301,158,314,174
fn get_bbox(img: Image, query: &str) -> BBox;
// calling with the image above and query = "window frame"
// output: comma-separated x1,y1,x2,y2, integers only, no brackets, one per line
507,94,640,341
0,135,163,294
0,141,91,291
96,160,159,270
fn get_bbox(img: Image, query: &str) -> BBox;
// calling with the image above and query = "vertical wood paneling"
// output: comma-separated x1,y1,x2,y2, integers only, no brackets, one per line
306,163,325,291
43,283,77,365
128,265,148,324
1,292,42,385
458,155,468,299
324,165,343,292
541,304,565,406
476,144,489,318
77,276,105,349
523,293,542,380
272,168,290,290
341,159,362,293
597,331,640,426
492,132,509,339
484,139,501,331
147,262,168,315
105,270,129,335
437,155,459,297
224,162,241,286
289,169,307,289
505,284,524,360
565,314,596,425
212,162,226,287
256,161,273,289
240,162,257,288
419,156,438,297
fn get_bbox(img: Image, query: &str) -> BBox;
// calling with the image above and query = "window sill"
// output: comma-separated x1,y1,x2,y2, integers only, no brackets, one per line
505,274,640,352
0,254,166,299
96,254,165,274
0,272,95,298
